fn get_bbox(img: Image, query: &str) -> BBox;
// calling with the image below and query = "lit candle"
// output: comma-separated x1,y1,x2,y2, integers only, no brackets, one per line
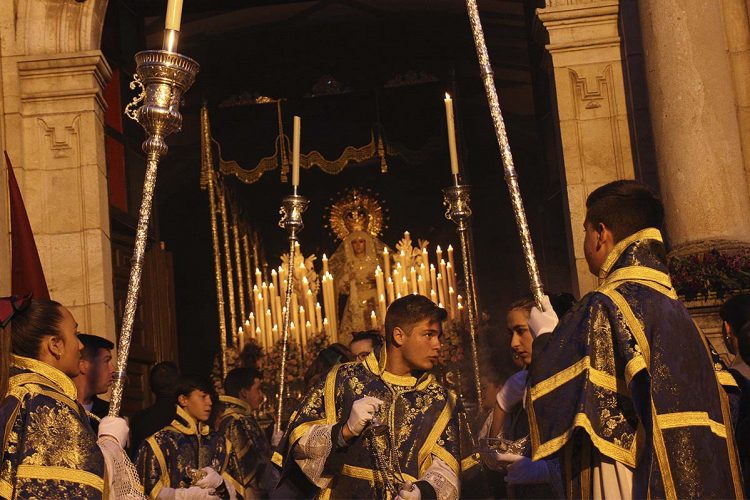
255,327,263,349
437,272,446,306
375,267,385,304
447,245,456,289
238,327,245,350
292,116,302,188
410,267,418,295
299,306,307,341
165,0,183,31
255,268,262,289
436,246,443,269
371,310,377,329
248,314,256,337
316,302,323,334
306,289,316,332
322,254,329,275
386,277,395,305
430,289,438,305
444,93,460,176
292,293,300,333
447,262,456,292
457,302,464,321
449,286,457,320
272,325,279,344
271,269,279,292
417,275,427,297
379,293,387,324
429,264,438,293
265,309,273,347
383,247,391,284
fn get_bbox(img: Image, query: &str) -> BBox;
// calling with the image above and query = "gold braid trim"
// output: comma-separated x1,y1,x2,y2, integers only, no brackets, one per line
146,436,170,497
598,228,663,279
529,356,629,401
222,470,244,499
324,366,340,424
0,478,12,498
340,464,417,483
655,412,726,438
16,465,104,492
624,355,647,386
10,355,78,401
289,419,327,448
717,371,739,388
650,401,677,500
603,289,651,367
417,392,455,476
272,451,284,468
461,453,481,472
432,445,459,475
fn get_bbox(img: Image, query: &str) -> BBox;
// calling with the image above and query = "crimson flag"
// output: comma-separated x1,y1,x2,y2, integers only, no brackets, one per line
5,152,49,299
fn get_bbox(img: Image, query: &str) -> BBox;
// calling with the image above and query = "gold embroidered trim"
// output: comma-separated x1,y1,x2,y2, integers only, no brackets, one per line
289,419,326,446
150,482,163,500
655,412,726,438
624,356,647,386
87,411,101,423
650,401,677,500
341,464,417,483
417,392,455,476
364,350,434,390
219,395,251,414
529,410,641,468
0,478,12,498
381,370,418,387
598,228,663,279
272,451,284,467
601,266,672,290
717,371,739,388
529,356,629,401
170,406,209,436
318,487,332,500
146,435,170,493
432,445,459,475
604,289,651,367
461,453,481,472
324,366,339,424
222,470,244,499
16,465,104,492
10,355,78,401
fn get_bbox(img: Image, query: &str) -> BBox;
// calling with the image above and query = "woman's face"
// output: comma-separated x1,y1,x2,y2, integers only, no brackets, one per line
350,237,366,256
507,308,533,366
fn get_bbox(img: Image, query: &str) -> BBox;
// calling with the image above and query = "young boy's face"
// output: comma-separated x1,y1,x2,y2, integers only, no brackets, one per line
179,389,213,422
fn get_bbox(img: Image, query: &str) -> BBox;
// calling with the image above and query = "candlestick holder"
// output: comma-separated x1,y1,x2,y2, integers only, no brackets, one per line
443,183,482,413
109,49,199,418
276,193,309,433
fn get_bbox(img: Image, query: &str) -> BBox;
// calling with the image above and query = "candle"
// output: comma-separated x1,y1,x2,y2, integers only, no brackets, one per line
265,309,273,347
299,306,307,341
316,302,323,334
291,322,301,348
383,247,391,284
457,302,464,321
444,93,460,176
379,293,387,323
371,310,377,329
292,116,302,187
255,327,263,349
386,278,395,305
419,263,429,294
447,262,456,292
392,268,401,296
375,266,385,304
402,276,410,297
430,289,438,305
272,325,279,344
429,264,438,294
271,269,279,292
322,254,329,275
447,245,456,289
410,267,418,295
417,275,427,297
457,295,464,321
165,0,183,31
255,268,262,289
437,272,446,306
449,286,457,320
248,314,256,338
306,289,316,332
238,327,245,350
440,259,449,298
292,293,300,334
436,246,443,266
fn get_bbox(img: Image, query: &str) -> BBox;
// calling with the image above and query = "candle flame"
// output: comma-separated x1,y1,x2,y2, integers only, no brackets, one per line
445,92,451,99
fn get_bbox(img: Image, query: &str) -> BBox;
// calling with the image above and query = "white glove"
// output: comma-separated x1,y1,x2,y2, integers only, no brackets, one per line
194,467,223,490
98,416,129,448
158,486,220,500
496,371,527,412
346,396,384,436
271,429,283,447
396,481,421,500
528,295,558,338
503,455,551,485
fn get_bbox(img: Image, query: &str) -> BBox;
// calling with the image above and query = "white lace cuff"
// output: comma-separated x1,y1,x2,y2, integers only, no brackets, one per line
421,456,459,500
292,423,335,488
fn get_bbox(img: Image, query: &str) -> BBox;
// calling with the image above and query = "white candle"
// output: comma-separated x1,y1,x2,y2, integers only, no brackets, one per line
322,254,329,275
444,93,460,176
165,0,183,31
292,116,302,187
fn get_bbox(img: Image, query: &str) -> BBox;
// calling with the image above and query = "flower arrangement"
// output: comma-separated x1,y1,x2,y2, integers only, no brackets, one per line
304,331,330,366
438,320,465,367
668,248,750,300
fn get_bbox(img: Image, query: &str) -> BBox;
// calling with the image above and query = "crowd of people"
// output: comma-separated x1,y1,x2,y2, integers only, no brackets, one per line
1,180,750,499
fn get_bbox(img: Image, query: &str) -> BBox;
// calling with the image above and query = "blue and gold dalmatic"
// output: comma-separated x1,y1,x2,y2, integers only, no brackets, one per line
528,228,744,498
274,350,461,499
135,405,244,499
217,395,271,496
0,355,106,499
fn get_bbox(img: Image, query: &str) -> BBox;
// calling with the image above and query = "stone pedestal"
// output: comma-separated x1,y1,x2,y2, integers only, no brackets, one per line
0,0,115,342
638,0,750,251
537,0,636,295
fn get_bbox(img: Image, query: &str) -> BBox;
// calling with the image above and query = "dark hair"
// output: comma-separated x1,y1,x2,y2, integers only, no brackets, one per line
384,295,447,346
224,367,263,397
350,330,384,349
736,322,750,366
240,342,263,370
175,375,212,400
507,297,534,315
1,299,63,398
304,343,355,390
150,361,180,398
720,294,750,335
78,333,114,361
585,180,664,242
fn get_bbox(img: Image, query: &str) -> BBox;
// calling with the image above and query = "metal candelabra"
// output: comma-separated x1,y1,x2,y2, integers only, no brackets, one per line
275,192,309,434
443,180,482,411
109,45,199,417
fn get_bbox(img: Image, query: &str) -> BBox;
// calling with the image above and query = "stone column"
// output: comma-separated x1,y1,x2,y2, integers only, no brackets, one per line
537,0,637,295
638,0,750,250
0,0,115,342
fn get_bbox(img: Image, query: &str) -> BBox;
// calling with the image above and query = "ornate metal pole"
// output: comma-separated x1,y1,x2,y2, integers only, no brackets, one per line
232,209,247,323
276,192,309,434
110,46,199,417
218,186,238,344
464,0,545,308
201,104,228,377
443,182,482,410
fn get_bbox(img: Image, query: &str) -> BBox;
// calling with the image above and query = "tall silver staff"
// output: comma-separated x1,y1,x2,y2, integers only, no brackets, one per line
464,0,544,308
109,29,199,417
275,116,307,434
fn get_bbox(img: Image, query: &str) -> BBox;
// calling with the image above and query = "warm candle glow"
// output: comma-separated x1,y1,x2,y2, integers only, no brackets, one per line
444,92,460,176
